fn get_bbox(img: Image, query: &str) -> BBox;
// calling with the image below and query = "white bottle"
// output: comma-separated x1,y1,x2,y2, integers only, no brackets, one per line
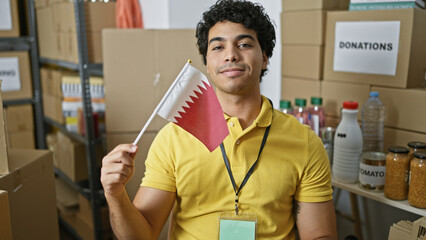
361,91,386,153
332,101,363,183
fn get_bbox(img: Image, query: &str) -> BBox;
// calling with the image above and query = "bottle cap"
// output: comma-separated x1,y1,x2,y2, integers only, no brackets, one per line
280,100,292,109
295,98,306,107
413,151,426,159
370,91,379,97
311,97,323,105
407,141,426,149
388,146,409,154
343,101,358,110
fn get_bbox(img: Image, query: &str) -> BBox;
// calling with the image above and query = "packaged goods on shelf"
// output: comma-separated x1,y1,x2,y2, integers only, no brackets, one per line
324,9,426,88
0,0,20,37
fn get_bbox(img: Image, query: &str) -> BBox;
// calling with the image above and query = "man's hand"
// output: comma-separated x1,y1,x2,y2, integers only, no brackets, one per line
101,144,138,198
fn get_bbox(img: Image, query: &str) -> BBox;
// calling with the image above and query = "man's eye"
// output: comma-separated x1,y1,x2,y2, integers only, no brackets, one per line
239,43,252,48
212,46,223,51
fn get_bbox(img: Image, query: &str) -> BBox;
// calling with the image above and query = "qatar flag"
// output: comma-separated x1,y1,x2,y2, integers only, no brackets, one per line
133,61,229,152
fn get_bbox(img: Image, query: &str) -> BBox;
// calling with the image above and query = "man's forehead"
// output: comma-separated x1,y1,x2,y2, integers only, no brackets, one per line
207,22,257,42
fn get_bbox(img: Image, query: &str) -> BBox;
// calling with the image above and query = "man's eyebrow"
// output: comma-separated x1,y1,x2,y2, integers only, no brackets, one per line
208,34,256,45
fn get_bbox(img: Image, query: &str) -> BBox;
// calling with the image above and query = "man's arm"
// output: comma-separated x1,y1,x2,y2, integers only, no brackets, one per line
101,144,175,240
295,200,337,240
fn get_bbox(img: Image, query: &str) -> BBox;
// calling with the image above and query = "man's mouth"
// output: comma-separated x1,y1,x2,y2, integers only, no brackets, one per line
220,67,245,77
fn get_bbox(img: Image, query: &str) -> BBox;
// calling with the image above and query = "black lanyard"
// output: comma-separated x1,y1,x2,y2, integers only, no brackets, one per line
220,123,271,215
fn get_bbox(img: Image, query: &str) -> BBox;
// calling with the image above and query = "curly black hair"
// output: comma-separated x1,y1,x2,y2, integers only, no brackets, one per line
196,0,276,80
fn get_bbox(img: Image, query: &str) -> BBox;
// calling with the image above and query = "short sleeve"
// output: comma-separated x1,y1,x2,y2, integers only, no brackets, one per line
141,124,177,192
295,128,333,202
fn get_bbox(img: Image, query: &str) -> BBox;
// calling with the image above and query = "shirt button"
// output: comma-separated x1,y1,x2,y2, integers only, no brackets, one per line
236,139,240,145
229,122,234,127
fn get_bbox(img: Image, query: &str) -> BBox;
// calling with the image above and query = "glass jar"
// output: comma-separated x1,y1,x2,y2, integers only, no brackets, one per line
384,146,410,200
408,151,426,208
359,152,386,191
407,141,426,159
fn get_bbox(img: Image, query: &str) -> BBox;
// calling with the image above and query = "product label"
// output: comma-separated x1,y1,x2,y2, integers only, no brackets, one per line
359,163,386,185
0,0,13,30
0,57,21,92
333,21,400,76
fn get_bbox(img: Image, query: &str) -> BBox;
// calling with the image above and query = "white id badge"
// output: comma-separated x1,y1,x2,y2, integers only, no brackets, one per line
218,212,257,240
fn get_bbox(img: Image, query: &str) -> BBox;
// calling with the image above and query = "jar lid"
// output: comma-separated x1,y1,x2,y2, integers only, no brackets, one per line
311,97,322,105
407,141,426,149
413,151,426,159
388,146,409,154
280,100,291,109
343,101,358,110
362,152,386,161
295,98,306,107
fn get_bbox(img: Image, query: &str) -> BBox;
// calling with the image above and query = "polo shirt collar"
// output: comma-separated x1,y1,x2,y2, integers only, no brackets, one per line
223,95,273,128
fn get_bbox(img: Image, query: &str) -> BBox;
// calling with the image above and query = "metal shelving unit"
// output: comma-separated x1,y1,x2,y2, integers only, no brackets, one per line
0,0,46,149
29,0,107,239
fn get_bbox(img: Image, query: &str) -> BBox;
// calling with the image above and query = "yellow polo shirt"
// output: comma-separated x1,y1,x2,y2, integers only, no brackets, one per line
141,96,333,239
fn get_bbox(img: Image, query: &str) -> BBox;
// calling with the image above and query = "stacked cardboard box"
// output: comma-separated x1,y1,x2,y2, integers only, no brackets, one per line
0,0,20,38
0,190,12,240
322,9,426,150
0,90,59,240
4,104,35,149
280,0,349,107
0,51,33,101
388,216,426,240
35,1,115,63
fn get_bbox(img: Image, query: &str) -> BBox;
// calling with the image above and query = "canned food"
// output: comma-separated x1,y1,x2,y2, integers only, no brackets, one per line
359,152,386,191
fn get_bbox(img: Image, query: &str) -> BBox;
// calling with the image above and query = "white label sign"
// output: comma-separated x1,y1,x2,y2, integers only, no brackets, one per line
333,21,400,76
0,0,13,30
351,0,415,3
0,57,21,92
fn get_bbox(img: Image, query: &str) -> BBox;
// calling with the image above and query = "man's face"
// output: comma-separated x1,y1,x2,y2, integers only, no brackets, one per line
205,21,268,97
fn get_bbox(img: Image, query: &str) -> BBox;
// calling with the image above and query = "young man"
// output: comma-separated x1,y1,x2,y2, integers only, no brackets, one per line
101,0,337,239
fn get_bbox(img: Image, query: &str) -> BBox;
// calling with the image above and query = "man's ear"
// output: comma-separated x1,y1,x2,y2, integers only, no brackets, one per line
262,51,268,70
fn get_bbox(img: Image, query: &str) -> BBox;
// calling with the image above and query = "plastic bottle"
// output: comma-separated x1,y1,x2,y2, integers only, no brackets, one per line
308,97,325,135
332,101,363,183
361,91,385,153
279,100,293,115
293,98,309,125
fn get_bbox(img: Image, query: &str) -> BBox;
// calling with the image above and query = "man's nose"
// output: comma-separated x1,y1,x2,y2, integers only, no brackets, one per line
225,46,239,62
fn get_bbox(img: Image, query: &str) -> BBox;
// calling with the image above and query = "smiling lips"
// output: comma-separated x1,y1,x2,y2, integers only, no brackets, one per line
218,64,246,77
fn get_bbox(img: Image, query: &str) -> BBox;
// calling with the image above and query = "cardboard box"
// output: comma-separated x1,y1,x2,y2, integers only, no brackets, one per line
282,0,349,11
76,193,110,230
412,217,426,240
43,94,64,124
34,0,49,9
6,130,35,149
0,52,33,101
4,104,34,132
0,90,9,174
324,9,426,88
384,127,426,153
282,45,324,80
321,80,370,119
106,132,157,200
388,223,412,240
373,87,426,133
36,7,59,60
59,211,113,240
325,115,340,128
0,0,20,37
54,132,87,182
55,177,78,215
281,11,327,45
0,190,12,240
281,77,321,105
103,29,206,133
0,149,59,240
84,2,116,32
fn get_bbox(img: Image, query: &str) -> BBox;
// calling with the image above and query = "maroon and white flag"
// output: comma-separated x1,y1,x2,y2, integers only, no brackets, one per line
133,61,229,152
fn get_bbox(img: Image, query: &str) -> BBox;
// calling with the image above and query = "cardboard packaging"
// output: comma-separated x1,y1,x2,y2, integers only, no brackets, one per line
321,80,370,119
76,193,110,231
0,149,59,240
281,77,321,105
384,127,426,153
53,132,88,182
55,176,78,215
324,9,426,88
0,51,33,101
373,87,426,133
282,45,324,80
282,0,349,11
0,0,20,37
103,29,206,133
6,130,35,149
412,217,426,240
3,104,34,132
36,7,59,60
43,94,64,124
281,11,327,45
0,87,10,174
0,190,12,240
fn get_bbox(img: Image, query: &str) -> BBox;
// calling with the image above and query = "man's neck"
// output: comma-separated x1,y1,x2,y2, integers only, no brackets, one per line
218,92,262,130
